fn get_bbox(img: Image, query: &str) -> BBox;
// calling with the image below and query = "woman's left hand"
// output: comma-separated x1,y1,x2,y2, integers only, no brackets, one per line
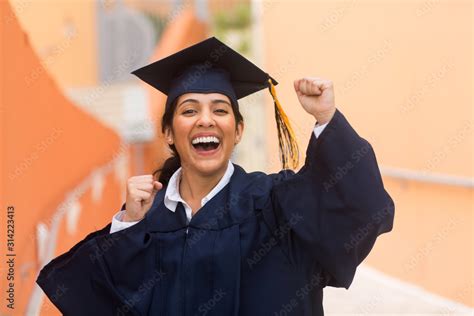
294,77,336,124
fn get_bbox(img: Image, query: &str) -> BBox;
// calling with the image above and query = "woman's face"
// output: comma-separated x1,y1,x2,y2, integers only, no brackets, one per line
165,93,244,176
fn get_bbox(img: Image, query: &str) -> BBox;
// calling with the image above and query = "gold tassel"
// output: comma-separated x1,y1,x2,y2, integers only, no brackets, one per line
267,79,299,170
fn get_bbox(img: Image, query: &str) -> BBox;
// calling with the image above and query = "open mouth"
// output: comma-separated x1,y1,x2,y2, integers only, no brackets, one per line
191,136,221,153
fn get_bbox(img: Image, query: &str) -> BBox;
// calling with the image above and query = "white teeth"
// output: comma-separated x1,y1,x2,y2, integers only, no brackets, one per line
191,136,220,145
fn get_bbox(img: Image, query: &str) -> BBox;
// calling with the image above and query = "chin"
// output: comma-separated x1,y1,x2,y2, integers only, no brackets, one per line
190,157,228,176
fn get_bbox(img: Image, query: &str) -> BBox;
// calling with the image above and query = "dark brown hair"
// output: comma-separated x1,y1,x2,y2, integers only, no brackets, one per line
152,96,244,186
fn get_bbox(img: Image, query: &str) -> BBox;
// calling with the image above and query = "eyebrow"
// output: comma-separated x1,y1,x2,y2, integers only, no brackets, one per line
177,98,231,108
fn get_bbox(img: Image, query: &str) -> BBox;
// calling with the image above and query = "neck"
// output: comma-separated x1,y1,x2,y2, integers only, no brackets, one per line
179,162,228,205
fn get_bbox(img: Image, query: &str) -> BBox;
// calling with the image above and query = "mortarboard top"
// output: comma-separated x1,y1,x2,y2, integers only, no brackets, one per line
131,37,278,108
131,36,299,169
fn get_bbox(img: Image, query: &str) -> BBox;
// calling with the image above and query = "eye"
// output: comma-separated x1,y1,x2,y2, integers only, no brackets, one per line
215,109,228,114
182,109,196,115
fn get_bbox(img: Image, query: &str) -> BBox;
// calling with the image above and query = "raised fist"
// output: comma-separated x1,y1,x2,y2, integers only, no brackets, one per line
123,175,163,222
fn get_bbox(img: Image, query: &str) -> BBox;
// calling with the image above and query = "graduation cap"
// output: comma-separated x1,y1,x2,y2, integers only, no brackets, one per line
131,36,299,169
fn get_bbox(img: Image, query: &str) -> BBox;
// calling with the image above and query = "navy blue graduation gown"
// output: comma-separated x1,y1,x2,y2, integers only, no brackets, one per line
36,109,394,315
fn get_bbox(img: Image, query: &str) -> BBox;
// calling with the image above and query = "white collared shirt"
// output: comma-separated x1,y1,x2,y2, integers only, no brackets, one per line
109,122,328,234
164,159,234,223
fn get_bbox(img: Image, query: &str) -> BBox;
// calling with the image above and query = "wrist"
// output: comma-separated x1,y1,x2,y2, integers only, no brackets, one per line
122,211,142,222
313,108,336,125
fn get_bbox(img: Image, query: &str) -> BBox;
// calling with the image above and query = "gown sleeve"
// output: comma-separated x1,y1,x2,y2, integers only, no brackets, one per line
35,207,140,315
264,108,395,289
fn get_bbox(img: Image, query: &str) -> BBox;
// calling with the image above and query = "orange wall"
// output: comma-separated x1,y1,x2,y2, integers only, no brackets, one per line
261,0,472,306
11,0,98,87
1,2,124,314
369,178,473,306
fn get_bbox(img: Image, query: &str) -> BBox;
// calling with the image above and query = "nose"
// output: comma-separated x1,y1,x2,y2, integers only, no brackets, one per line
196,108,215,127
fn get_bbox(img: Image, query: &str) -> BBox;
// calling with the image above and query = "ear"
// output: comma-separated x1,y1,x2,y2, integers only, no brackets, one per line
164,127,174,144
234,121,244,145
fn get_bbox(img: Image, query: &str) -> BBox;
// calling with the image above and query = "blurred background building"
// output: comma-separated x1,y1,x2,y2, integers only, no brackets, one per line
0,0,472,315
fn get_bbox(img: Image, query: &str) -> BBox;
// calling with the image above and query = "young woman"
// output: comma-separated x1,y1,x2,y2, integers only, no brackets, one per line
37,37,394,316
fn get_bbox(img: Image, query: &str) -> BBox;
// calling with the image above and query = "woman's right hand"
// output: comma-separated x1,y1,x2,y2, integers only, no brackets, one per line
123,175,163,222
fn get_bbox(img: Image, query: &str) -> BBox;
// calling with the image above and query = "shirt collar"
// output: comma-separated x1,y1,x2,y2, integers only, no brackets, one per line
164,160,234,212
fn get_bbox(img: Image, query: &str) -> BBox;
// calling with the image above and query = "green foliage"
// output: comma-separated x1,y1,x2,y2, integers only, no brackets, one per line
212,3,252,54
213,3,251,31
